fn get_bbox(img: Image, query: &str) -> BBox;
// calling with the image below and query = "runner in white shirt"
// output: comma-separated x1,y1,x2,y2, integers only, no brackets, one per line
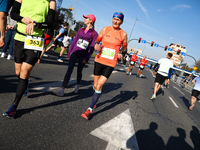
189,76,200,110
62,35,72,54
151,53,173,100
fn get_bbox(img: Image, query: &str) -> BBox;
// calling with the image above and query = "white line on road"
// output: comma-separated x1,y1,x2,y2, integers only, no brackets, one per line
173,86,185,95
169,97,179,108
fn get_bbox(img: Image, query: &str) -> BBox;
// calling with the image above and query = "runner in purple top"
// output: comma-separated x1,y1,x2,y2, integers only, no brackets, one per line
54,14,98,96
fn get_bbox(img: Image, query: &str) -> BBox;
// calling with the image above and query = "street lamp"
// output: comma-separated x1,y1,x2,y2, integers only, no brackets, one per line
129,16,139,40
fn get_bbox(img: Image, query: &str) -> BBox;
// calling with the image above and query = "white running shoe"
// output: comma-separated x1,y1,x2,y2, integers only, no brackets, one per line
1,52,7,58
129,72,132,75
54,88,64,97
73,85,80,93
151,94,156,100
7,54,14,60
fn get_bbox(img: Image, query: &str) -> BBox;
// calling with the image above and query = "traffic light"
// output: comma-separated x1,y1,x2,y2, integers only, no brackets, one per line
164,46,168,51
177,49,181,55
138,38,142,43
151,41,154,47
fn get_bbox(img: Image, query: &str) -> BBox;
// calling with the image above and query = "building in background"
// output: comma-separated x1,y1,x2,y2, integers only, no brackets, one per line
166,43,187,66
127,47,142,55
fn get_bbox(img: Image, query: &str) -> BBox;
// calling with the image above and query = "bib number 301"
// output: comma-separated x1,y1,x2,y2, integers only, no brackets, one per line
24,35,44,51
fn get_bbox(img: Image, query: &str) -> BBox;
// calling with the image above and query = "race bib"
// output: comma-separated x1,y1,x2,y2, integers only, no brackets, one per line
131,61,134,65
101,47,116,60
140,65,144,68
24,35,44,51
77,39,89,50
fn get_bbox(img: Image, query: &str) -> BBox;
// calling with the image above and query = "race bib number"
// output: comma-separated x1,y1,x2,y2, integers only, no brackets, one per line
101,47,116,60
131,61,134,65
140,65,144,68
24,35,44,51
77,39,89,50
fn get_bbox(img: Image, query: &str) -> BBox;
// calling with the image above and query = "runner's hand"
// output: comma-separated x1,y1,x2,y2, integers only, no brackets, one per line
22,17,34,25
94,43,101,51
24,23,35,35
118,53,123,60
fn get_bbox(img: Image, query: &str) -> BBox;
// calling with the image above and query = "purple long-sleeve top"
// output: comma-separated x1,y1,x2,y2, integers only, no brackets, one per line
67,27,98,62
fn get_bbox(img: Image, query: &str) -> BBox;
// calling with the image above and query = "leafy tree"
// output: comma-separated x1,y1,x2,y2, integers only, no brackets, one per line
60,7,73,24
54,10,65,30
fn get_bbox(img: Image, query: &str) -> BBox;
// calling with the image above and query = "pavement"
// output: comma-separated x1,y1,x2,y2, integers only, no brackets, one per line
0,51,200,150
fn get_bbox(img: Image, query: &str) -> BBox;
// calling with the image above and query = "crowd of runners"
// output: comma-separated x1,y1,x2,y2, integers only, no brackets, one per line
1,0,200,119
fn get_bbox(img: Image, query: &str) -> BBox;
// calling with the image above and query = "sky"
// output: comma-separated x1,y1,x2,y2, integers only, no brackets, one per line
61,0,200,67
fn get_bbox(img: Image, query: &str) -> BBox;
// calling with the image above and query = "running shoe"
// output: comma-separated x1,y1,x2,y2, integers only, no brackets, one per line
129,72,132,75
3,104,16,118
151,94,156,100
43,53,48,57
1,52,7,58
73,85,80,93
126,72,129,75
81,109,91,120
37,59,40,63
54,88,64,97
57,58,63,62
7,54,14,60
189,104,194,110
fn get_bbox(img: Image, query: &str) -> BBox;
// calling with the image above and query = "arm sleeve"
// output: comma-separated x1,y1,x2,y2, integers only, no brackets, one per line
10,1,23,22
84,31,98,62
36,9,55,29
153,63,159,70
168,68,173,79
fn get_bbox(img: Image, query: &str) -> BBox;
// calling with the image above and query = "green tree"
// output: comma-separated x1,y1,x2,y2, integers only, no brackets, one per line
60,7,73,24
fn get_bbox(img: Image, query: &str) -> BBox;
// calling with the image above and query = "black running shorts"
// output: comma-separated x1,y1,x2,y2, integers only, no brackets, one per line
191,89,200,98
94,62,114,79
155,73,167,85
53,40,64,47
13,40,41,66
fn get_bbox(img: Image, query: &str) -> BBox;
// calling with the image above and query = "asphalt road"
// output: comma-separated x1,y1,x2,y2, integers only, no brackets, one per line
0,52,200,150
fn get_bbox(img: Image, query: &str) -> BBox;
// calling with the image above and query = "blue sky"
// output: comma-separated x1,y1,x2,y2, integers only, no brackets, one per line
62,0,200,67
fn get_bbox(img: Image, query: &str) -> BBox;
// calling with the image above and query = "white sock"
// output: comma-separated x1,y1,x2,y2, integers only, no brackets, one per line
88,107,92,112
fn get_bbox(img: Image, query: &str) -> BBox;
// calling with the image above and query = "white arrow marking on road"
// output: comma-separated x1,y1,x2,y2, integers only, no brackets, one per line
30,79,76,92
173,86,185,95
90,109,139,150
169,97,179,108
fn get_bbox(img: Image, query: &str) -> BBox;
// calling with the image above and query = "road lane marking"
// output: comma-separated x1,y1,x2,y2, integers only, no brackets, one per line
90,109,139,150
30,79,76,92
173,86,185,95
169,97,179,108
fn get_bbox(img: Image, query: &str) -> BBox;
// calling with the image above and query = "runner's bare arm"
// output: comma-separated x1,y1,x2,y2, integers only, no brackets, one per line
121,32,127,56
94,27,107,51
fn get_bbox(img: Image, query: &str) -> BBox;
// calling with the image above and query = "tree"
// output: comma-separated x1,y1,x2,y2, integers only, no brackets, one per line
60,7,73,24
74,21,85,32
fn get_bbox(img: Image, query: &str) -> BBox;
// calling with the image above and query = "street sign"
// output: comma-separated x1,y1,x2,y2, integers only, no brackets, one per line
142,40,146,43
154,43,159,47
168,48,172,51
193,66,198,71
181,52,186,56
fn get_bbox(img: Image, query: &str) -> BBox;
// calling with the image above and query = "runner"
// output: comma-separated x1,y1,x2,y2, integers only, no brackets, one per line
54,14,98,96
126,51,138,75
151,53,173,100
0,0,13,47
136,56,148,77
189,76,200,110
81,11,127,120
44,22,68,62
3,0,56,118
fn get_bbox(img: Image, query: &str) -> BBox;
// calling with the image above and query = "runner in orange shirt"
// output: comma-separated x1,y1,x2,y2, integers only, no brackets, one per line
126,51,138,75
81,11,127,120
136,56,148,77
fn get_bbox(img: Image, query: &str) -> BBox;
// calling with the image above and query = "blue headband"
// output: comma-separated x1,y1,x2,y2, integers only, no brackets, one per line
113,12,124,22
